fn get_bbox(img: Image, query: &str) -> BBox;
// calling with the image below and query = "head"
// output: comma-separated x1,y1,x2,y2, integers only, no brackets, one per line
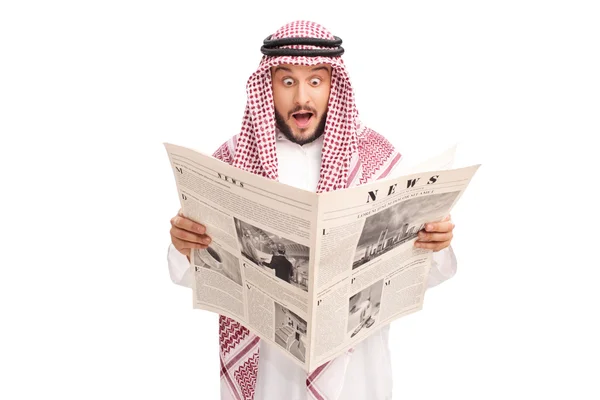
276,243,286,255
271,63,332,145
232,21,362,190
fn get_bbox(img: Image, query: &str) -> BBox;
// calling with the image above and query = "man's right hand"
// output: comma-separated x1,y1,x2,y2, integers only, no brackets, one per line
170,211,212,259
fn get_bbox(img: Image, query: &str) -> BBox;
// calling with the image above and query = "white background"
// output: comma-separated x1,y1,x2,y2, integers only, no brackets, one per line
1,0,599,399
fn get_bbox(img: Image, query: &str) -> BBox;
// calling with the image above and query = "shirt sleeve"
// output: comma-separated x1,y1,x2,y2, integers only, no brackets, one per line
167,244,193,288
426,246,457,289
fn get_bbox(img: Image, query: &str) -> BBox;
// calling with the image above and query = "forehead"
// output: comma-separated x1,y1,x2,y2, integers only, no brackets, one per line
271,63,332,75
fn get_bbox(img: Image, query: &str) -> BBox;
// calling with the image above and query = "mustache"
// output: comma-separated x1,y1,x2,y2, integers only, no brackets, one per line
288,105,317,119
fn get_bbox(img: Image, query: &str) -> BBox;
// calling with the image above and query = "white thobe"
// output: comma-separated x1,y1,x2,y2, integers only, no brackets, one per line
168,133,457,400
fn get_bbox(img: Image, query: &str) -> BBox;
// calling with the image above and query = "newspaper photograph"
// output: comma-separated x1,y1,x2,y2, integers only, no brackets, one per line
165,142,480,372
234,217,310,292
274,301,308,362
353,191,460,270
193,243,243,286
347,279,384,338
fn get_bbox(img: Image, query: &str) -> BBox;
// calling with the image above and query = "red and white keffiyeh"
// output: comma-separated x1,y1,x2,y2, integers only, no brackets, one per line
212,21,401,400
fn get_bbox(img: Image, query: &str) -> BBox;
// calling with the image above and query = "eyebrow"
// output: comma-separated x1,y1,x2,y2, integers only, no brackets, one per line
273,66,292,73
310,66,331,73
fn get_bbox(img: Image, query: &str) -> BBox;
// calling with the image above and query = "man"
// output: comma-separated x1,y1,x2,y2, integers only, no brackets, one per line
264,243,293,283
168,20,456,400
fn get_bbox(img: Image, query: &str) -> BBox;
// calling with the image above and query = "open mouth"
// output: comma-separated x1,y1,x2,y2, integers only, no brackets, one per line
292,111,314,128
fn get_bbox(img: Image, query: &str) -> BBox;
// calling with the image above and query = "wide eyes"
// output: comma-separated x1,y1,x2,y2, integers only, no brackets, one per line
280,77,323,87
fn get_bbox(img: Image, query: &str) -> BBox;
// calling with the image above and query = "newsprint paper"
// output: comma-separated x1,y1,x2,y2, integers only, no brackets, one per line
165,143,480,372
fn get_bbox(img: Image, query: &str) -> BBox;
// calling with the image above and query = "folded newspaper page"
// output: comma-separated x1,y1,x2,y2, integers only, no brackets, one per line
165,142,480,372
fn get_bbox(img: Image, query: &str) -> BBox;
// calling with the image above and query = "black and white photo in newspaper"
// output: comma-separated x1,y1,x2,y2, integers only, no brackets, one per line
233,217,310,293
274,301,308,363
353,191,461,270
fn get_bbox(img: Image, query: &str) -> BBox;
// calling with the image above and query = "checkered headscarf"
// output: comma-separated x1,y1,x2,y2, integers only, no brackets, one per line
213,21,401,400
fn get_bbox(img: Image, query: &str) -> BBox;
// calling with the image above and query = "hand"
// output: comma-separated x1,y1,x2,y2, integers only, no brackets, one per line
414,215,454,252
170,210,212,258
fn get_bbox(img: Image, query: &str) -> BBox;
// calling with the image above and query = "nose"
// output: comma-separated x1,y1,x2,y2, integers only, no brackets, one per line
293,82,311,106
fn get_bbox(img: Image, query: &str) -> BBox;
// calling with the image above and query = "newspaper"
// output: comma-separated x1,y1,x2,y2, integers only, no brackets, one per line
165,142,480,372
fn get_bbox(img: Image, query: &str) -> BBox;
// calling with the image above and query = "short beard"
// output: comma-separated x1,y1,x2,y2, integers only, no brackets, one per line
275,109,327,146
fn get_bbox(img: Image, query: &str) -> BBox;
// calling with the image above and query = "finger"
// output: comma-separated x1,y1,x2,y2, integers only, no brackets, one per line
172,237,210,253
414,240,451,251
417,231,453,243
424,220,455,233
170,226,212,245
170,215,206,235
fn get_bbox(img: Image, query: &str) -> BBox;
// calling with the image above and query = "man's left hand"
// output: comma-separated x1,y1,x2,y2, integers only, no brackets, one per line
414,215,454,252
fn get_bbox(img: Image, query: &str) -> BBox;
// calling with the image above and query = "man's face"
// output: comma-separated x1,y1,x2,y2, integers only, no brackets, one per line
271,63,332,145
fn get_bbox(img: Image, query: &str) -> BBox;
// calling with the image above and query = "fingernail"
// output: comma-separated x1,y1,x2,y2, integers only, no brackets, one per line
426,224,433,231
